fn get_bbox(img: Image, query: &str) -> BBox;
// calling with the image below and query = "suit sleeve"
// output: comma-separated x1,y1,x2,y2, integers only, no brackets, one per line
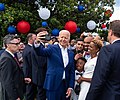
85,46,112,100
33,43,52,57
1,57,18,100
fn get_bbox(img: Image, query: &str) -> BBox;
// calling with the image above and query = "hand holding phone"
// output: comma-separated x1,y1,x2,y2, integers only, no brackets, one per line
36,31,48,42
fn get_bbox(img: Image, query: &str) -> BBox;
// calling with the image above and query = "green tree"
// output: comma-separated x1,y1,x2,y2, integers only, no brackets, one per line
0,0,115,48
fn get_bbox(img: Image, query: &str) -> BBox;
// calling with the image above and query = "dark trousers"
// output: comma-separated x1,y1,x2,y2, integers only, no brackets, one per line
46,80,70,100
25,83,46,100
25,83,37,100
36,85,46,100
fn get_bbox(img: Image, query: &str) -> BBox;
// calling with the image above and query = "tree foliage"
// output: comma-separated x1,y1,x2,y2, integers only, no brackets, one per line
0,0,115,48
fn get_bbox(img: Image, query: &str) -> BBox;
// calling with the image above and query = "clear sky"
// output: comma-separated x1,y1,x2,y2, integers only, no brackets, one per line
110,0,120,21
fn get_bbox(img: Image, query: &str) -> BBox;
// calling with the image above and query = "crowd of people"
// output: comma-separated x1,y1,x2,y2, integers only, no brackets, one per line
0,20,120,100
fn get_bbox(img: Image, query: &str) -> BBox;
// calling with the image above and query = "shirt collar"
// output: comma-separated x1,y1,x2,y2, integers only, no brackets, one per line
111,38,120,44
58,44,68,50
5,49,15,57
28,43,32,46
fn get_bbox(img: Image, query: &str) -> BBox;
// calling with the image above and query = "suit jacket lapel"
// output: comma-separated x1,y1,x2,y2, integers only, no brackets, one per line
57,45,64,67
66,49,70,67
5,51,20,67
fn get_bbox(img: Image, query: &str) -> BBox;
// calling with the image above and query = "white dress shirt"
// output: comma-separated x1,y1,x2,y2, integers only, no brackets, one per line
59,44,69,79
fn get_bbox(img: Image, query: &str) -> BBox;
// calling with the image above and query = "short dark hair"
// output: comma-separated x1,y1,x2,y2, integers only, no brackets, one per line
109,20,120,37
76,38,84,42
27,33,35,41
76,57,87,63
35,28,47,34
3,34,18,44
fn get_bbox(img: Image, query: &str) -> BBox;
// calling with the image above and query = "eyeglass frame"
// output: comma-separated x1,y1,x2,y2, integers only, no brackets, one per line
9,42,20,46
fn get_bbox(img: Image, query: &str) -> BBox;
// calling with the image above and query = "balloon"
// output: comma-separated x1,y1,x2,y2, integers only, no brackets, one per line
17,21,30,34
76,28,81,33
38,8,50,20
101,24,106,28
102,27,107,31
52,28,59,36
64,21,77,33
87,20,96,30
42,21,48,27
78,5,84,12
0,3,5,11
7,26,16,34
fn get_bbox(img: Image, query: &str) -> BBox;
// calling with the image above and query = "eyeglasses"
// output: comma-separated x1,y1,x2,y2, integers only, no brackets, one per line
9,42,20,46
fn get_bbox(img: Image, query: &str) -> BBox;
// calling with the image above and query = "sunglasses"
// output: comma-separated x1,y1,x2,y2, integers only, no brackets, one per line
9,42,20,46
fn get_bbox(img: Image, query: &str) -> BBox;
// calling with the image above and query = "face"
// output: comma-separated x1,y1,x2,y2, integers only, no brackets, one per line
58,30,70,48
76,59,85,72
18,42,25,50
7,38,20,53
70,39,76,46
107,30,112,43
84,38,90,51
88,42,98,55
76,41,84,51
31,34,37,42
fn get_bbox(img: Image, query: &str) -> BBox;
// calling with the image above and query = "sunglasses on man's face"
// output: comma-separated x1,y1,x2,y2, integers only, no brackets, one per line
9,42,20,46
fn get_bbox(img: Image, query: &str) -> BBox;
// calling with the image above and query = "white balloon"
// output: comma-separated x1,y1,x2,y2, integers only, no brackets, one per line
87,20,96,30
38,8,50,20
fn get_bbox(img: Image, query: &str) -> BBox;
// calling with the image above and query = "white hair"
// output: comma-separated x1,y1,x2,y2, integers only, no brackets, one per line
59,30,70,36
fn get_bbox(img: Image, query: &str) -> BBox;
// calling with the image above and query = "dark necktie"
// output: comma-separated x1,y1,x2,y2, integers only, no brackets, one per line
14,56,20,66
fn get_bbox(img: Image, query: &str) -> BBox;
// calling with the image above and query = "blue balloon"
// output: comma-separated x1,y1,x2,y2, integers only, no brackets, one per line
52,28,59,36
78,5,84,12
7,26,16,34
42,21,48,27
76,28,81,33
0,3,5,11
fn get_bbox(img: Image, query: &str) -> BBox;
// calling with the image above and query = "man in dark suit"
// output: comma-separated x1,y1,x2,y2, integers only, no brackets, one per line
23,31,47,100
85,20,120,100
23,33,37,100
0,34,25,100
34,30,75,100
31,28,47,100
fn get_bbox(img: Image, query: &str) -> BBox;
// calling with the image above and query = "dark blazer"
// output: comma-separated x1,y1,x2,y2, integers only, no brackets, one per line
85,40,120,100
0,49,5,56
23,44,47,86
34,44,75,90
30,47,47,86
0,51,25,100
23,44,32,78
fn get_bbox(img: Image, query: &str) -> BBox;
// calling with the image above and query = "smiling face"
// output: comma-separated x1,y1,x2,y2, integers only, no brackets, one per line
76,59,84,71
88,42,98,55
76,41,84,51
58,30,70,48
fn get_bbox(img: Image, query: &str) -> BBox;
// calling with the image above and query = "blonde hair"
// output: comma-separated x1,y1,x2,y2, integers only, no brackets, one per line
91,39,103,51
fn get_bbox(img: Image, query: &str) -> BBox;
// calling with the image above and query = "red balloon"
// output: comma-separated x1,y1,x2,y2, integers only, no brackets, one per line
101,24,106,28
17,21,30,34
64,21,77,33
